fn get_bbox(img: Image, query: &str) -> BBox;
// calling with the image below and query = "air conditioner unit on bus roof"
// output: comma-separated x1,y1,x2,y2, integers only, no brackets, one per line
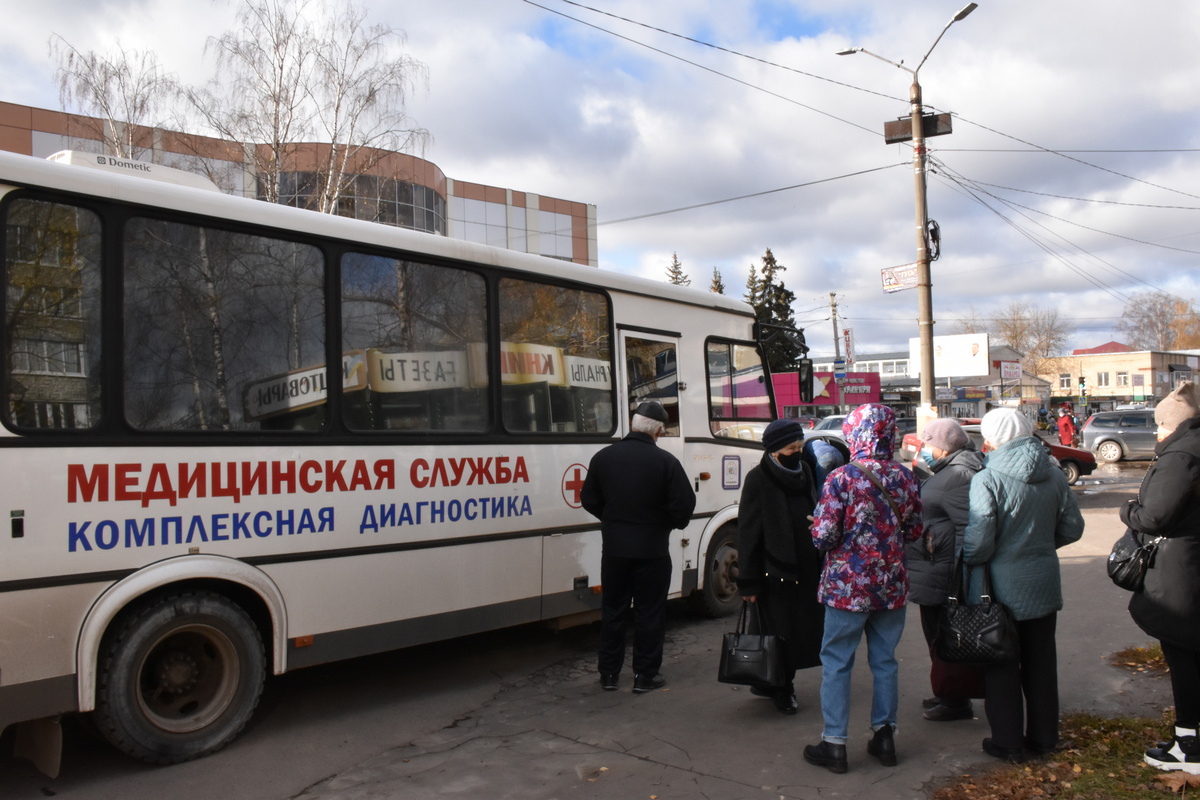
47,150,220,192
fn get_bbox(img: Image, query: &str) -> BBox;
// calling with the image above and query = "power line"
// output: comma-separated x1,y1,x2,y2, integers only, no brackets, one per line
520,0,879,136
596,163,905,226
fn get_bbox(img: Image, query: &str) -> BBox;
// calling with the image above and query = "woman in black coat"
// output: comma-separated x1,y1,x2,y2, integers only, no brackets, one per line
905,418,986,722
737,419,829,714
1120,381,1200,774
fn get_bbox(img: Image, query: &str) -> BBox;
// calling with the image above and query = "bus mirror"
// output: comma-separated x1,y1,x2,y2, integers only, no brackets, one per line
797,358,815,403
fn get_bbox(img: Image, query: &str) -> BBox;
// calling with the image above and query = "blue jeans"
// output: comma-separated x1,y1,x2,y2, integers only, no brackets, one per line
819,606,907,744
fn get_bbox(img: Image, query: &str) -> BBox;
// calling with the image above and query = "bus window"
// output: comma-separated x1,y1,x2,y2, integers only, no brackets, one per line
4,199,102,429
707,339,772,435
624,337,679,436
498,278,612,433
124,219,324,431
341,253,488,432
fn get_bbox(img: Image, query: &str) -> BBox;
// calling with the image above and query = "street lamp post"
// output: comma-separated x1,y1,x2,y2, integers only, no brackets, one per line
838,3,977,427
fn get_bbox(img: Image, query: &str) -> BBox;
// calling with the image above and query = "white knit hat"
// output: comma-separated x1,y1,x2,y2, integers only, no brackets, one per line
980,407,1033,449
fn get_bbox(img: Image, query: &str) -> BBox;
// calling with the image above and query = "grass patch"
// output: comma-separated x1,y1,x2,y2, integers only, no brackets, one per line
930,712,1185,799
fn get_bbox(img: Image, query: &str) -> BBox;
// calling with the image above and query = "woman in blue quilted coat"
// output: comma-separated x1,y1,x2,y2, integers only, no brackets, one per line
963,408,1084,763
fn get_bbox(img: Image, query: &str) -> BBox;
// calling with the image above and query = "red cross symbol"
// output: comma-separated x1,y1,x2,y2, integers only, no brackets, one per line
562,464,587,508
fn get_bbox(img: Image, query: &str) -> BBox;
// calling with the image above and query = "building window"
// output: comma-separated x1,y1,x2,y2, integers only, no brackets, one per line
1116,371,1129,387
1097,372,1110,388
1059,374,1071,390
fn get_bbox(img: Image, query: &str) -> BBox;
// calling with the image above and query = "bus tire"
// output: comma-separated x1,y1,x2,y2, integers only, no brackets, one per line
691,524,741,618
93,590,265,765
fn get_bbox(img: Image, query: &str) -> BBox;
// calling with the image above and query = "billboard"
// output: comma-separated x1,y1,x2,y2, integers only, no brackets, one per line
909,333,990,378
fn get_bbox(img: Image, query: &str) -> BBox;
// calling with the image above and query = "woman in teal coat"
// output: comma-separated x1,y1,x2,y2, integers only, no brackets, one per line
963,408,1084,762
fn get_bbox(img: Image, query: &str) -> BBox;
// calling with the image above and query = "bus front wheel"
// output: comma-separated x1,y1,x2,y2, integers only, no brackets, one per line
692,525,741,618
93,591,266,764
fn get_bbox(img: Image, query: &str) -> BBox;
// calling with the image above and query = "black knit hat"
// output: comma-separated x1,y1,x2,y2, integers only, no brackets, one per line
762,418,805,452
633,401,669,424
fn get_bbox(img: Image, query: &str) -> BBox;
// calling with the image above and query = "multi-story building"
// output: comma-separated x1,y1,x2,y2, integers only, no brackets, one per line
0,101,597,266
1036,342,1199,411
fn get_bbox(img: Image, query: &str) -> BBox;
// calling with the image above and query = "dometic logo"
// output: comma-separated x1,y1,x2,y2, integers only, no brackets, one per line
96,155,153,173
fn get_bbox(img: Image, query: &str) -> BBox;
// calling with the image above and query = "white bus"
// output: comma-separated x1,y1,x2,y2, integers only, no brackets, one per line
0,149,810,771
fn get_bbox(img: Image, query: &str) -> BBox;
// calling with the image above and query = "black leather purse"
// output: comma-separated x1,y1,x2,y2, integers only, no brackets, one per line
935,558,1020,667
1107,528,1164,592
718,601,787,688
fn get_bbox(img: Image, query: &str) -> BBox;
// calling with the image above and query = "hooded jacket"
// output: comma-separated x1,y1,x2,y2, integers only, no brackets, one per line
811,404,923,612
963,436,1084,620
1120,414,1200,651
907,446,986,606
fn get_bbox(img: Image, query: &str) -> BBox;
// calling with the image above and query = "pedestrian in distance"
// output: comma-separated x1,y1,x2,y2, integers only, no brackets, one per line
963,407,1084,763
803,404,923,774
581,401,697,694
907,418,986,722
1056,408,1076,447
736,418,834,714
1119,381,1200,775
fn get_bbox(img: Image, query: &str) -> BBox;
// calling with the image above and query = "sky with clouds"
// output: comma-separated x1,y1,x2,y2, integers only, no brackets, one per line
4,0,1200,359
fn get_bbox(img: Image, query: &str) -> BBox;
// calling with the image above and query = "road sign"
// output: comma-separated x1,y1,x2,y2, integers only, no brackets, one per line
881,263,918,294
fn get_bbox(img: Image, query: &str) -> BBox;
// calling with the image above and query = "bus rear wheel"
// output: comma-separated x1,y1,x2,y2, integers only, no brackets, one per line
692,525,741,618
93,591,265,764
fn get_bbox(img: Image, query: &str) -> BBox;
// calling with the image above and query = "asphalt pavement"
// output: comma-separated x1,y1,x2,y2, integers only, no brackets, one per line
291,505,1173,800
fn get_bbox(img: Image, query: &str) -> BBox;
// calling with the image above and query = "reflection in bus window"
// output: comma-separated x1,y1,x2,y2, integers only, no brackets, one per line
342,254,487,432
625,337,679,436
4,200,102,429
498,279,612,433
707,340,772,436
124,220,325,431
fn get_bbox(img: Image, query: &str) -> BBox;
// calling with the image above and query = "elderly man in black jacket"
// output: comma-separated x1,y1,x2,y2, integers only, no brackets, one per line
581,401,697,694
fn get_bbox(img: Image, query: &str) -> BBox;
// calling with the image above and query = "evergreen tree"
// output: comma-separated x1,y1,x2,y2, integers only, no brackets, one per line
709,266,725,295
665,251,690,286
748,248,801,372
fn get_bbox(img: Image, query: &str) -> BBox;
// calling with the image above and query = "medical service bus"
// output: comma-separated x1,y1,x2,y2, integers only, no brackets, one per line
0,149,810,772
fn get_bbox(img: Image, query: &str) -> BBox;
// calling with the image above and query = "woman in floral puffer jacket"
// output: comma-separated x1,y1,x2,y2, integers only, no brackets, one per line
803,403,923,774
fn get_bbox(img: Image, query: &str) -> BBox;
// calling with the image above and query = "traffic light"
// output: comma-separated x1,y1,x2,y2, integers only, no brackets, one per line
1079,375,1088,397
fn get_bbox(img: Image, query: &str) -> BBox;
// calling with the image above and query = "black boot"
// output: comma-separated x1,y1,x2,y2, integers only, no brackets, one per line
804,740,848,774
868,724,897,766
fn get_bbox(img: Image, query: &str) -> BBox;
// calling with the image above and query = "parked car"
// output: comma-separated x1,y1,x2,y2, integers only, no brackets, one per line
1080,409,1158,462
898,419,1096,485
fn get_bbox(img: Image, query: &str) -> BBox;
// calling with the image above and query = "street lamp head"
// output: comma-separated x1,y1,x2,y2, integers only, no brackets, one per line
836,47,860,56
953,3,979,22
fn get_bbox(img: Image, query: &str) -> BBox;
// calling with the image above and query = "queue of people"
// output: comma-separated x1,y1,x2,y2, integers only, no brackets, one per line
588,394,1198,776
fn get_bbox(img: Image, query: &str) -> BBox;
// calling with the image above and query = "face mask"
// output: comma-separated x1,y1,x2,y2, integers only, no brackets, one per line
777,451,803,469
920,447,938,468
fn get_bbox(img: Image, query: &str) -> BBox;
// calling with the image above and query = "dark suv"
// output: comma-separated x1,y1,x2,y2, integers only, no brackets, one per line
1080,409,1157,462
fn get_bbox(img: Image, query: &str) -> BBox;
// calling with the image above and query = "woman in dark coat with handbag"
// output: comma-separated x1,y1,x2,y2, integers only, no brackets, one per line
1120,381,1200,775
737,418,831,714
906,418,986,722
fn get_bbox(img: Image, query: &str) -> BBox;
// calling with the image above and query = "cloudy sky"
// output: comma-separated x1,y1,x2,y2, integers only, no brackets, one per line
4,0,1200,358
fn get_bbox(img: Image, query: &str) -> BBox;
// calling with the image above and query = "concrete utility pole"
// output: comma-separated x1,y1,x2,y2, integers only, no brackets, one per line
837,3,978,431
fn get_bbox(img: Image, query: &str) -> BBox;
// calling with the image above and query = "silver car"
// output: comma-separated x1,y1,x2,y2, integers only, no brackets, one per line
1080,410,1157,462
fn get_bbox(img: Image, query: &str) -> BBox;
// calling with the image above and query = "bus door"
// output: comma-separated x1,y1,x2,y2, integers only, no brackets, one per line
619,332,683,462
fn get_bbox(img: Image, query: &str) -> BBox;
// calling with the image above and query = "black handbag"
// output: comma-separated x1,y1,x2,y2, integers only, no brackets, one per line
717,601,786,688
1107,528,1164,592
935,558,1020,667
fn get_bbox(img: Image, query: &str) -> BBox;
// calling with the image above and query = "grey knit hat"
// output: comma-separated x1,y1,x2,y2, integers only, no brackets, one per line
1155,381,1200,433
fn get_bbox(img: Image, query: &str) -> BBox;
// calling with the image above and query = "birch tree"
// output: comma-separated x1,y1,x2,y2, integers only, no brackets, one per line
51,35,174,158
